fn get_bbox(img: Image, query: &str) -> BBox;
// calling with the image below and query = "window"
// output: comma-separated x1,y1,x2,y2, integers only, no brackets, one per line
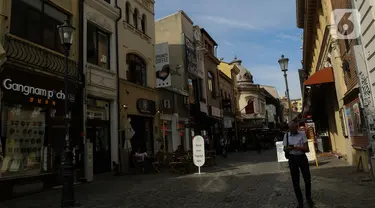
207,72,213,92
87,22,111,69
10,0,69,53
125,2,130,23
141,14,146,33
126,54,147,86
188,79,194,104
133,9,138,29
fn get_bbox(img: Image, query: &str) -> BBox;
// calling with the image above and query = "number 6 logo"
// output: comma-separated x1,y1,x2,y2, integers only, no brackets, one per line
331,9,361,39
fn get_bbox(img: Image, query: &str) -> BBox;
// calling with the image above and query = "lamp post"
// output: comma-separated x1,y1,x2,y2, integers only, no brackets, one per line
278,54,292,122
57,20,78,207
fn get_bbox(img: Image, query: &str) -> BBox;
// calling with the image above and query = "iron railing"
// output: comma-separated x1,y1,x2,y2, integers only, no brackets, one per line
3,34,80,81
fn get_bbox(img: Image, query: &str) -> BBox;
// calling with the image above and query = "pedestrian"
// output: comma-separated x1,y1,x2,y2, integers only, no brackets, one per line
284,121,314,208
241,134,247,152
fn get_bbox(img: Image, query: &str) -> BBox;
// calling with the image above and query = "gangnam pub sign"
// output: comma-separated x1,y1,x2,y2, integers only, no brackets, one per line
2,78,67,100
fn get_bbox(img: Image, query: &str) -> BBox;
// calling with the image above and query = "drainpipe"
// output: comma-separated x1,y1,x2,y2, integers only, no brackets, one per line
115,0,122,173
78,0,84,181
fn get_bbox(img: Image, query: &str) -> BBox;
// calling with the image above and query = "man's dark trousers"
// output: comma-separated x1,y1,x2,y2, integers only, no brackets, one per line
288,154,312,207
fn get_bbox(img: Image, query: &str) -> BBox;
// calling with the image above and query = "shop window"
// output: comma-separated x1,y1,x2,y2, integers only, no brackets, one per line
141,14,146,34
133,8,139,29
126,53,147,87
10,0,69,53
0,105,53,178
125,2,130,23
87,23,111,69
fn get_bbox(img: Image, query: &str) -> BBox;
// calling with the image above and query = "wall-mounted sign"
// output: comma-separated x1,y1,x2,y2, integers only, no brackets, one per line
185,36,198,76
136,99,156,115
155,42,171,88
2,78,75,102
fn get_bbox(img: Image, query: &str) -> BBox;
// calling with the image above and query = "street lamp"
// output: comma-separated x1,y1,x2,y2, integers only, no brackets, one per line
278,54,292,122
57,20,79,207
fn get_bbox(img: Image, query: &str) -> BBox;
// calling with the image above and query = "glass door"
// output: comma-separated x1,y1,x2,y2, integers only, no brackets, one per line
87,120,111,174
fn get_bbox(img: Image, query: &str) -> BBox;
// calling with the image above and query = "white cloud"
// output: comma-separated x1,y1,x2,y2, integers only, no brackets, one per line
223,41,234,47
277,34,301,41
196,16,258,30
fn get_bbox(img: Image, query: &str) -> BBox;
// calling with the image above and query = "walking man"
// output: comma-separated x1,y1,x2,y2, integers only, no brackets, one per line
284,121,314,208
241,135,247,152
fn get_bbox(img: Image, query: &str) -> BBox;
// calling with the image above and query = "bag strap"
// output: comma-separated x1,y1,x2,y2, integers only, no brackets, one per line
286,132,289,146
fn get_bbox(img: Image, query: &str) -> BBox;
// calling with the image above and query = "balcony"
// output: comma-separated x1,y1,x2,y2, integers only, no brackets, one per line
3,34,80,81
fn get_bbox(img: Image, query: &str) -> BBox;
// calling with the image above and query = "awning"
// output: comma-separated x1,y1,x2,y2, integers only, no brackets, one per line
304,67,334,85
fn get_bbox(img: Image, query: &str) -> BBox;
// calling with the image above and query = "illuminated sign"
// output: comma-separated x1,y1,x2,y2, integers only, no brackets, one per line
2,78,66,99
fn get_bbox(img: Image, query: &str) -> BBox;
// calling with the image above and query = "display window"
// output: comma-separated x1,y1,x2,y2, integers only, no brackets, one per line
0,104,53,178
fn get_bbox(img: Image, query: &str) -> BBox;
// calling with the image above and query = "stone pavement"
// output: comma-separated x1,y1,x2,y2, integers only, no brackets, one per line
1,149,375,208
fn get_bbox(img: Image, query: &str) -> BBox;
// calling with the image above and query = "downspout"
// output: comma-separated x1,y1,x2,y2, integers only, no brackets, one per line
115,0,122,173
78,0,84,180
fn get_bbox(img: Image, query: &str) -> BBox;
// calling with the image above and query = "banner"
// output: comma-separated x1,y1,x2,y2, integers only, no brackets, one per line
155,42,171,88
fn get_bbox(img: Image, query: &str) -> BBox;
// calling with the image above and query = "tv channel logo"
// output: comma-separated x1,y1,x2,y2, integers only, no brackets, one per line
330,9,361,39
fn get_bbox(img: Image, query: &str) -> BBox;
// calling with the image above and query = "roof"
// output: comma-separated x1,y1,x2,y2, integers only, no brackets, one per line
259,85,280,99
200,28,218,46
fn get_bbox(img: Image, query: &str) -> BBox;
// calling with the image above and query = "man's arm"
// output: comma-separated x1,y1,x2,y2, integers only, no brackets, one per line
294,132,310,152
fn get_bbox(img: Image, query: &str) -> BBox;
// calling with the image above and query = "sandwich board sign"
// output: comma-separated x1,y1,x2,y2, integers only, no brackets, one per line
192,135,205,174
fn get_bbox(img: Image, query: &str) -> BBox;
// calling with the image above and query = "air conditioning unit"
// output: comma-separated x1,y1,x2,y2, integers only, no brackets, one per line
163,100,171,108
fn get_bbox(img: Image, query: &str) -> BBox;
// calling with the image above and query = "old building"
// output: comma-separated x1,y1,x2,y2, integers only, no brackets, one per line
260,85,283,129
200,28,222,151
351,0,375,173
218,70,236,144
0,0,83,197
154,11,192,152
82,0,121,177
118,0,157,167
297,0,364,167
233,57,267,130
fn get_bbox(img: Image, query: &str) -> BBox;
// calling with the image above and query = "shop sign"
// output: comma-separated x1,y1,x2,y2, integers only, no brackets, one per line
155,42,171,88
185,36,198,76
136,99,156,114
2,78,75,104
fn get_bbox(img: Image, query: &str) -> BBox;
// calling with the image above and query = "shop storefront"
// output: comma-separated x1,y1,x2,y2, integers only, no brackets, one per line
86,98,111,174
128,99,156,153
0,67,81,185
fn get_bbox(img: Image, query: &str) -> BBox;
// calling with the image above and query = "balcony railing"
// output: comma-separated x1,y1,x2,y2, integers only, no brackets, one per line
3,34,80,81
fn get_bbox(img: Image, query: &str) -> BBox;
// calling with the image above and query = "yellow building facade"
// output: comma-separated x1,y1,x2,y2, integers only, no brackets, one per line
297,0,358,167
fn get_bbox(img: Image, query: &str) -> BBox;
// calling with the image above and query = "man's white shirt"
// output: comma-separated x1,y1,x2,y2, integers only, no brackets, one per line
283,131,308,155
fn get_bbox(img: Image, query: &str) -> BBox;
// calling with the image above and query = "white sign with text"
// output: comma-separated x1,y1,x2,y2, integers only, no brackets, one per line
192,135,205,174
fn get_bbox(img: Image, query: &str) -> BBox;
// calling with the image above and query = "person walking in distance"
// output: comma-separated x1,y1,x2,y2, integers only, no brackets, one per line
284,121,314,208
241,135,247,152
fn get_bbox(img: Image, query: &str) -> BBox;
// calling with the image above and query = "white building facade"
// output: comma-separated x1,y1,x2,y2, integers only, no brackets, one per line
83,0,120,179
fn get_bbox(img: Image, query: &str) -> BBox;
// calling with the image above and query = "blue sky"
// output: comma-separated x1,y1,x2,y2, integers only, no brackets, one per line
155,0,303,99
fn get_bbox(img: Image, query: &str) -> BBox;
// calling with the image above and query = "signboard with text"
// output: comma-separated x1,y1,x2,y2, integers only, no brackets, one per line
192,135,205,167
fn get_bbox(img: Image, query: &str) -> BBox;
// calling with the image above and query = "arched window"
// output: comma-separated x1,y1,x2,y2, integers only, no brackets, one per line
125,2,130,23
141,14,146,33
207,72,213,92
133,9,138,29
245,99,255,114
126,53,147,86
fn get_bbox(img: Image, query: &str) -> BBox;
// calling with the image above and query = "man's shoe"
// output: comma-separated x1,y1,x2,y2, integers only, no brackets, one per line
307,198,314,207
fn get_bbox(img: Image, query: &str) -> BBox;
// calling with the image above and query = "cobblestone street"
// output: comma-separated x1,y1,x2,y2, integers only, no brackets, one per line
1,149,375,208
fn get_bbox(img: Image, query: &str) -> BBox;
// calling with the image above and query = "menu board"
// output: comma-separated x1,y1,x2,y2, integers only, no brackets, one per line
305,122,316,140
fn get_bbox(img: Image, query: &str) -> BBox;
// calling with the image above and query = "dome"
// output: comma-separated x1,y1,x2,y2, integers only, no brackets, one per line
231,56,253,83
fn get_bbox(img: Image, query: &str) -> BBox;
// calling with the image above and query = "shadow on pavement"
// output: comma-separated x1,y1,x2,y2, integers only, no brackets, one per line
1,166,374,208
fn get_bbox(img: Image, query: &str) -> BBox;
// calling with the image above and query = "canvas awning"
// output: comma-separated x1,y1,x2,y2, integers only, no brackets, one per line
304,67,334,86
